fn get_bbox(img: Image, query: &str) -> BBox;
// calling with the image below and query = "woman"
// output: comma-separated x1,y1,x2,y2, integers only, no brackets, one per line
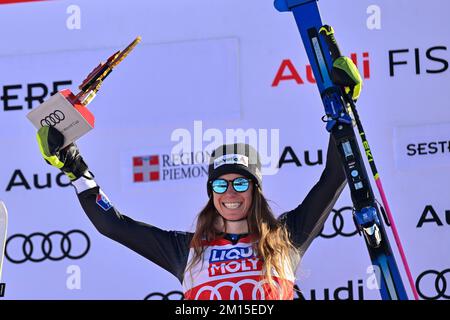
36,56,360,300
37,128,345,300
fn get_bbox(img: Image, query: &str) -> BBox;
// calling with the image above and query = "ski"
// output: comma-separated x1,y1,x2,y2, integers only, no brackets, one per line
0,201,7,298
319,26,419,300
274,0,413,300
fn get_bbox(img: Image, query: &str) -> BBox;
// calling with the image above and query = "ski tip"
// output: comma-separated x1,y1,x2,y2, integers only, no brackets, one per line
0,201,7,219
274,0,290,12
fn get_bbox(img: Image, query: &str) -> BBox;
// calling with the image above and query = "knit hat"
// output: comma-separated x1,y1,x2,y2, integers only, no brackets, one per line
207,143,262,196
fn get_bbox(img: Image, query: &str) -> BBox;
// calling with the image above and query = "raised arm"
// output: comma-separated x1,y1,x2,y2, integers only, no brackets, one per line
279,135,346,256
36,126,192,282
278,47,363,257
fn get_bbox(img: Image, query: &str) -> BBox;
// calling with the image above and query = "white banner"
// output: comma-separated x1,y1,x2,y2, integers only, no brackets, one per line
0,0,448,300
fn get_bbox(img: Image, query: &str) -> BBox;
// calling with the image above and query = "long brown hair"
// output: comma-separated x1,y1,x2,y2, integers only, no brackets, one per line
186,186,299,291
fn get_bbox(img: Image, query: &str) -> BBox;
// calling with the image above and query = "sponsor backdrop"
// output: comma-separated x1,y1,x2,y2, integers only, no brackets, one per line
0,0,448,300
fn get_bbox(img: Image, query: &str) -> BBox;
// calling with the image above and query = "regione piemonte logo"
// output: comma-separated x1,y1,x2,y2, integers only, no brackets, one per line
131,151,209,183
133,155,160,182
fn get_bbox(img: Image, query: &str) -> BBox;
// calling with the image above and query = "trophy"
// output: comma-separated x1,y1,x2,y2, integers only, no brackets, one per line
27,36,141,148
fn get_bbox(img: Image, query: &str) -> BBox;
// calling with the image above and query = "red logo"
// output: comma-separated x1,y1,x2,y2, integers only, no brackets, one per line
208,258,262,277
272,52,371,87
133,155,160,182
0,0,47,5
184,276,294,300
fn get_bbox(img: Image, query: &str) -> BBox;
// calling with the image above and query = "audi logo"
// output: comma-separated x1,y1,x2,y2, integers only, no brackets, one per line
144,291,184,300
40,110,65,127
194,279,282,300
319,206,358,239
5,229,90,264
416,269,450,300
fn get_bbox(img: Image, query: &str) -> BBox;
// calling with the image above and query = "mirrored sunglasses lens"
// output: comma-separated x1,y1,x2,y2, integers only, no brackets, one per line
212,180,228,194
233,178,249,192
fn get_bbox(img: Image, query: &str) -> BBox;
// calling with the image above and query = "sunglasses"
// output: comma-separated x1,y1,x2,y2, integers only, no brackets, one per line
210,177,251,194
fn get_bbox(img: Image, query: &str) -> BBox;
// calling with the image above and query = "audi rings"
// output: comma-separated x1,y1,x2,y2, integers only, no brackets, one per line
5,230,90,264
319,206,358,239
144,291,184,300
40,110,65,127
416,269,450,300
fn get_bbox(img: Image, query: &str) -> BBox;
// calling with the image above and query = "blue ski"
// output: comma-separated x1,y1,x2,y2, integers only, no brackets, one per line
274,0,409,300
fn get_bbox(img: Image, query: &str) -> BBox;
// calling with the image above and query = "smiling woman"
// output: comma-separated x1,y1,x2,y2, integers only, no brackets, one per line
36,124,348,300
185,144,302,299
212,174,254,225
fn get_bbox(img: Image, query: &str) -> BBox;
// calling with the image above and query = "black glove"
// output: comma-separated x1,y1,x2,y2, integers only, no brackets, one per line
36,126,92,181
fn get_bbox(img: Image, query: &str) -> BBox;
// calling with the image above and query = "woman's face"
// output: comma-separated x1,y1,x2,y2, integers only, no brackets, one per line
213,173,253,221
